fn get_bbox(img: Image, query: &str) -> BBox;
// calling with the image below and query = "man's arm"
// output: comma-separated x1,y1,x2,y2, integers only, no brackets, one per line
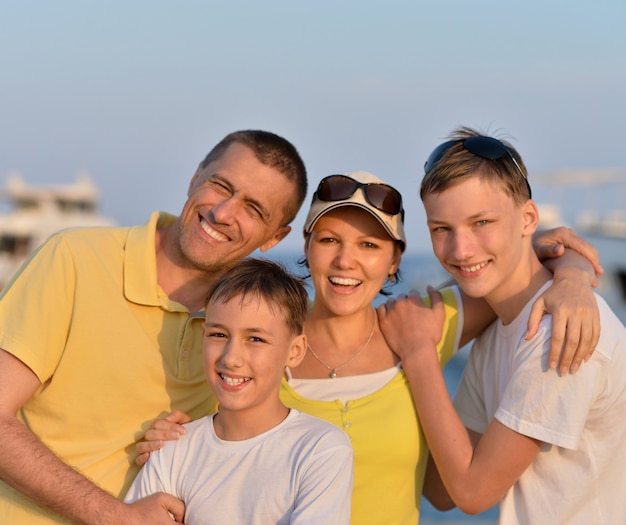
378,291,541,514
0,349,183,525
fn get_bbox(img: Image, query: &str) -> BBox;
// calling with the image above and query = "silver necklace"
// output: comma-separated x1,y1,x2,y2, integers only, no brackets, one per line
306,310,376,378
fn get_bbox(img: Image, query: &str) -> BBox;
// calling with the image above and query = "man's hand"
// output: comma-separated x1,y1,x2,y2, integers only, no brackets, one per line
125,492,185,523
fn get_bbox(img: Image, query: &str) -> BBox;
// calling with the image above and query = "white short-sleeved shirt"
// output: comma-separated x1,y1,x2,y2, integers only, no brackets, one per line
125,409,354,525
454,282,626,524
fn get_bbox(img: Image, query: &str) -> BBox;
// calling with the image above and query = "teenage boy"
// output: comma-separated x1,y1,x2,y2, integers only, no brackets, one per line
125,258,354,525
378,127,626,524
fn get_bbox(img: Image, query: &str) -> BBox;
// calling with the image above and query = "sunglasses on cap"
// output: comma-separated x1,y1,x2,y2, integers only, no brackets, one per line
424,135,532,198
315,174,404,217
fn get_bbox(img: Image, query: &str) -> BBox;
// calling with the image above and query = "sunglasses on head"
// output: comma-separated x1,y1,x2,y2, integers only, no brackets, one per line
424,135,532,198
315,174,404,217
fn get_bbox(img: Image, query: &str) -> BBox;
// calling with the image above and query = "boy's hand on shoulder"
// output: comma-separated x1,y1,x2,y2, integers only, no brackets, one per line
136,410,191,467
377,286,445,363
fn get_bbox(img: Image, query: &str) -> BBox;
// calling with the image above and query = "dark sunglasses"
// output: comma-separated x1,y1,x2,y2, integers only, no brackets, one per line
315,174,404,217
424,136,532,198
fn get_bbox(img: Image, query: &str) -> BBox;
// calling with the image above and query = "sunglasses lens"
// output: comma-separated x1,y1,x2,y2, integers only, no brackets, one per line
364,184,402,215
317,175,403,216
317,175,358,201
424,140,456,175
463,136,507,160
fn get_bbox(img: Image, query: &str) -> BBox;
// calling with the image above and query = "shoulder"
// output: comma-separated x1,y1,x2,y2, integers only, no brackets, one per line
153,417,213,460
288,410,352,447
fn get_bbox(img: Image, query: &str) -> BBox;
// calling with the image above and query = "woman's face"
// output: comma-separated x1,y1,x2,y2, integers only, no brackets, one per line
305,206,401,317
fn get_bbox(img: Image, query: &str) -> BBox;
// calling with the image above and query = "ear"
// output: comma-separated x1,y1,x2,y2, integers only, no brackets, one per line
285,333,307,368
522,200,540,237
259,225,292,252
388,245,403,276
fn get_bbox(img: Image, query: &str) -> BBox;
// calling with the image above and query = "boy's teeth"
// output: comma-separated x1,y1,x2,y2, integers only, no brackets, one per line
220,374,251,386
460,261,488,273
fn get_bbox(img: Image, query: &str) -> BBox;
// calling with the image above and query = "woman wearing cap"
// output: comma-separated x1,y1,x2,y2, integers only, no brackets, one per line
137,171,599,524
278,171,486,524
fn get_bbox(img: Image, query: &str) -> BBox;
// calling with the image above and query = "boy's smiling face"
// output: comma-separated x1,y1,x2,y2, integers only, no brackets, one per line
202,294,305,429
423,175,537,305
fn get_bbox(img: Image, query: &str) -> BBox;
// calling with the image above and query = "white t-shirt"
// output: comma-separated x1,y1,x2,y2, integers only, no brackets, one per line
125,409,353,525
454,283,626,524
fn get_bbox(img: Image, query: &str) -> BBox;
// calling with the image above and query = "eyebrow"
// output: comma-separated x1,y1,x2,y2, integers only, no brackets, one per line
428,209,495,224
204,320,274,336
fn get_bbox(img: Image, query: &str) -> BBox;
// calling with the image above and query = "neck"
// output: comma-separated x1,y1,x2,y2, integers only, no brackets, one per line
487,256,552,325
306,304,375,344
155,226,223,313
212,404,289,441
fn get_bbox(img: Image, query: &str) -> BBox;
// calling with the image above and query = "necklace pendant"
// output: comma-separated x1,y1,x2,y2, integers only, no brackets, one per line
329,369,337,378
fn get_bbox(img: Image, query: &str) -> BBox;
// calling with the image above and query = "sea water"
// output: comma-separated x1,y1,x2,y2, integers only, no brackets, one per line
259,235,625,525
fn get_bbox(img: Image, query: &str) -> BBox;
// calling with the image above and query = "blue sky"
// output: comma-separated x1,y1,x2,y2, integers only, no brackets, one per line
1,1,625,253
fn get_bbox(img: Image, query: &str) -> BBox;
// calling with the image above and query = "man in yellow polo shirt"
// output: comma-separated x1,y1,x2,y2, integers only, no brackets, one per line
0,130,308,524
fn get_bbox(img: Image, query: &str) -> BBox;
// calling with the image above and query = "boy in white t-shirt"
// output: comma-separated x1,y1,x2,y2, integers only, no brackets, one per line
125,258,353,524
379,126,626,524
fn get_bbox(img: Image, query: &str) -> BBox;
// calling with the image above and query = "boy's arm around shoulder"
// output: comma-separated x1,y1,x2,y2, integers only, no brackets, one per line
378,290,542,515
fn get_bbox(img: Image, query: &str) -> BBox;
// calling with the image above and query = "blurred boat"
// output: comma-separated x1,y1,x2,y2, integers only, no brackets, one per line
535,167,626,312
0,172,115,289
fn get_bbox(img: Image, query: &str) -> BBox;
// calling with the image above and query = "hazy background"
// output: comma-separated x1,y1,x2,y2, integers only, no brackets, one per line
1,0,625,254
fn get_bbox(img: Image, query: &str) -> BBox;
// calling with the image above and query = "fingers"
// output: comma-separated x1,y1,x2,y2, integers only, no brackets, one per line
164,410,192,425
537,242,565,262
554,227,604,276
544,308,600,376
526,298,544,343
135,451,151,467
425,285,442,306
161,493,185,522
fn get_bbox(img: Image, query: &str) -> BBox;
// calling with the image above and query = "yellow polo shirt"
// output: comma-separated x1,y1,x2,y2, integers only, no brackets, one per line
0,212,218,524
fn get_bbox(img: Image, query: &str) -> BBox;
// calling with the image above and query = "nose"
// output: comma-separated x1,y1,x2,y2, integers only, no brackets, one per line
448,229,476,261
211,196,239,225
333,243,357,269
220,340,244,368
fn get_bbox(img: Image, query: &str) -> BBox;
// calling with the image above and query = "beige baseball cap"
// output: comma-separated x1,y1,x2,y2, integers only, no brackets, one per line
303,171,406,252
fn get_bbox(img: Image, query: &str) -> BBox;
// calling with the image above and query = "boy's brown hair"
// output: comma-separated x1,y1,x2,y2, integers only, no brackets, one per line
205,258,309,336
420,126,531,206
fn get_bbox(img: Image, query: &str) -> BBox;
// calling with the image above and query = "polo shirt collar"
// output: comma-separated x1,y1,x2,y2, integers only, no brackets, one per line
124,211,186,311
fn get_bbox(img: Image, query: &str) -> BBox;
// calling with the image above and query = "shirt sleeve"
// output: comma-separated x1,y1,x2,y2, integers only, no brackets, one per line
0,233,77,382
431,286,463,368
123,450,171,503
290,431,354,525
495,324,604,450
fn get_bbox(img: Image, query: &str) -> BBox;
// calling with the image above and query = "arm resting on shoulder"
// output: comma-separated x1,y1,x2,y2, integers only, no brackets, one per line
378,294,541,514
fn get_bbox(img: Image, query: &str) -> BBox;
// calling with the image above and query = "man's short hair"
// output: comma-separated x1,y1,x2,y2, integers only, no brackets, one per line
201,130,307,225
